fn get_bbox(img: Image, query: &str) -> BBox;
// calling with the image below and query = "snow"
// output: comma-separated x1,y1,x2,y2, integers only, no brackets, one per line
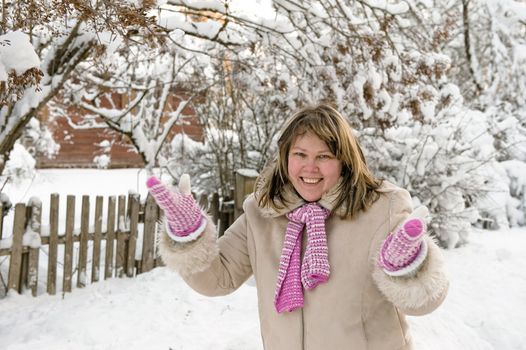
411,229,526,350
0,169,525,349
0,268,261,350
22,229,42,249
362,0,409,15
93,154,111,169
0,31,40,80
237,168,259,177
3,143,37,181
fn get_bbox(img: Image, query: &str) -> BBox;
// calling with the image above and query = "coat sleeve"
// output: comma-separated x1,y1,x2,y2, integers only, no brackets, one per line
370,188,449,316
158,207,253,297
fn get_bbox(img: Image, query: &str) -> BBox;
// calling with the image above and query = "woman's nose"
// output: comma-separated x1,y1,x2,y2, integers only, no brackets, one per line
302,157,319,171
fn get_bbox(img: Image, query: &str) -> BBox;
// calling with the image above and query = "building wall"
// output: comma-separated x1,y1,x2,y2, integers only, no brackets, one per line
36,93,203,169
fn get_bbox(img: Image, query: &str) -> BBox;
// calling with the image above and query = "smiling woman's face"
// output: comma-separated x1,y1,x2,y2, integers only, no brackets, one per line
287,132,342,202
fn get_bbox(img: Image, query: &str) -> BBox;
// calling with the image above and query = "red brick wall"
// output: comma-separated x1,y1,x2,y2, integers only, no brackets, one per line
36,93,203,169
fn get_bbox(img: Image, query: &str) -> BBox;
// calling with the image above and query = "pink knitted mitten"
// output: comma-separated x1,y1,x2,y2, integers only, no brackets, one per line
379,217,428,276
146,174,206,242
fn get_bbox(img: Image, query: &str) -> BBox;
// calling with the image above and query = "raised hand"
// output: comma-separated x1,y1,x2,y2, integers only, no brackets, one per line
378,206,429,276
146,174,206,242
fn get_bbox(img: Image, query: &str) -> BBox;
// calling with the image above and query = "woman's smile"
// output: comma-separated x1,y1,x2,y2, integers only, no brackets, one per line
301,177,322,184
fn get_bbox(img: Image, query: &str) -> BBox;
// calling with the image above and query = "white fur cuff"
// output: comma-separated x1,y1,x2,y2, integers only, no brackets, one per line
165,217,208,243
373,236,449,313
159,215,219,277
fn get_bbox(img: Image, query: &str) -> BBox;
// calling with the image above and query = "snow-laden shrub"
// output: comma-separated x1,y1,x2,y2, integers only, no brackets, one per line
0,192,12,215
472,162,511,230
358,83,496,248
500,160,526,227
3,142,36,181
487,103,526,163
93,154,111,169
23,118,60,160
162,133,210,195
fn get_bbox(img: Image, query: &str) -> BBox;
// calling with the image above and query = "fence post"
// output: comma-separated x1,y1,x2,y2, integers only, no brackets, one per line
104,196,116,279
92,196,103,283
7,203,25,293
27,198,41,297
115,195,126,278
20,207,30,293
210,193,220,225
218,189,234,237
63,195,75,293
141,195,158,273
126,194,139,277
234,169,258,219
47,194,59,295
0,203,4,240
77,195,90,288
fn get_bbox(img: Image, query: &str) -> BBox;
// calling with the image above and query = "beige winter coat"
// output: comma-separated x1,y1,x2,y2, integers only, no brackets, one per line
159,180,449,350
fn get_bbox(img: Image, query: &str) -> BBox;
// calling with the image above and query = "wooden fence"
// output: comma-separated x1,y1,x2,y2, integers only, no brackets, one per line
0,170,258,297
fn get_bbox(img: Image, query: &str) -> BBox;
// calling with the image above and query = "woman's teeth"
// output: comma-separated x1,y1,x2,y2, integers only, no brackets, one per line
301,177,321,184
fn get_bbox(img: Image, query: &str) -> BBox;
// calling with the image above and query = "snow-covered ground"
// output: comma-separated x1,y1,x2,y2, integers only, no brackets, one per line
1,169,526,350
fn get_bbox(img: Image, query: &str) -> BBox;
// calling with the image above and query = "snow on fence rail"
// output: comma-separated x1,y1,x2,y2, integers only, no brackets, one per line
0,170,258,297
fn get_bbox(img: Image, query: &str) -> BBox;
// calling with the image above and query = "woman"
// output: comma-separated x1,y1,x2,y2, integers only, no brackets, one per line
147,104,448,349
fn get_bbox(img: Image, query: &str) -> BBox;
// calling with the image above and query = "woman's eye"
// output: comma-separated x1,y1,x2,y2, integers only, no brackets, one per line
318,154,332,160
293,152,306,158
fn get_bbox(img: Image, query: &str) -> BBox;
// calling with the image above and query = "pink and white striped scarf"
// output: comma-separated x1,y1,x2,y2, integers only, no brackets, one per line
274,202,331,313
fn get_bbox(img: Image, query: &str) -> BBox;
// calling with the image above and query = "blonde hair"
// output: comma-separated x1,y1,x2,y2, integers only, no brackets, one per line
257,104,382,218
